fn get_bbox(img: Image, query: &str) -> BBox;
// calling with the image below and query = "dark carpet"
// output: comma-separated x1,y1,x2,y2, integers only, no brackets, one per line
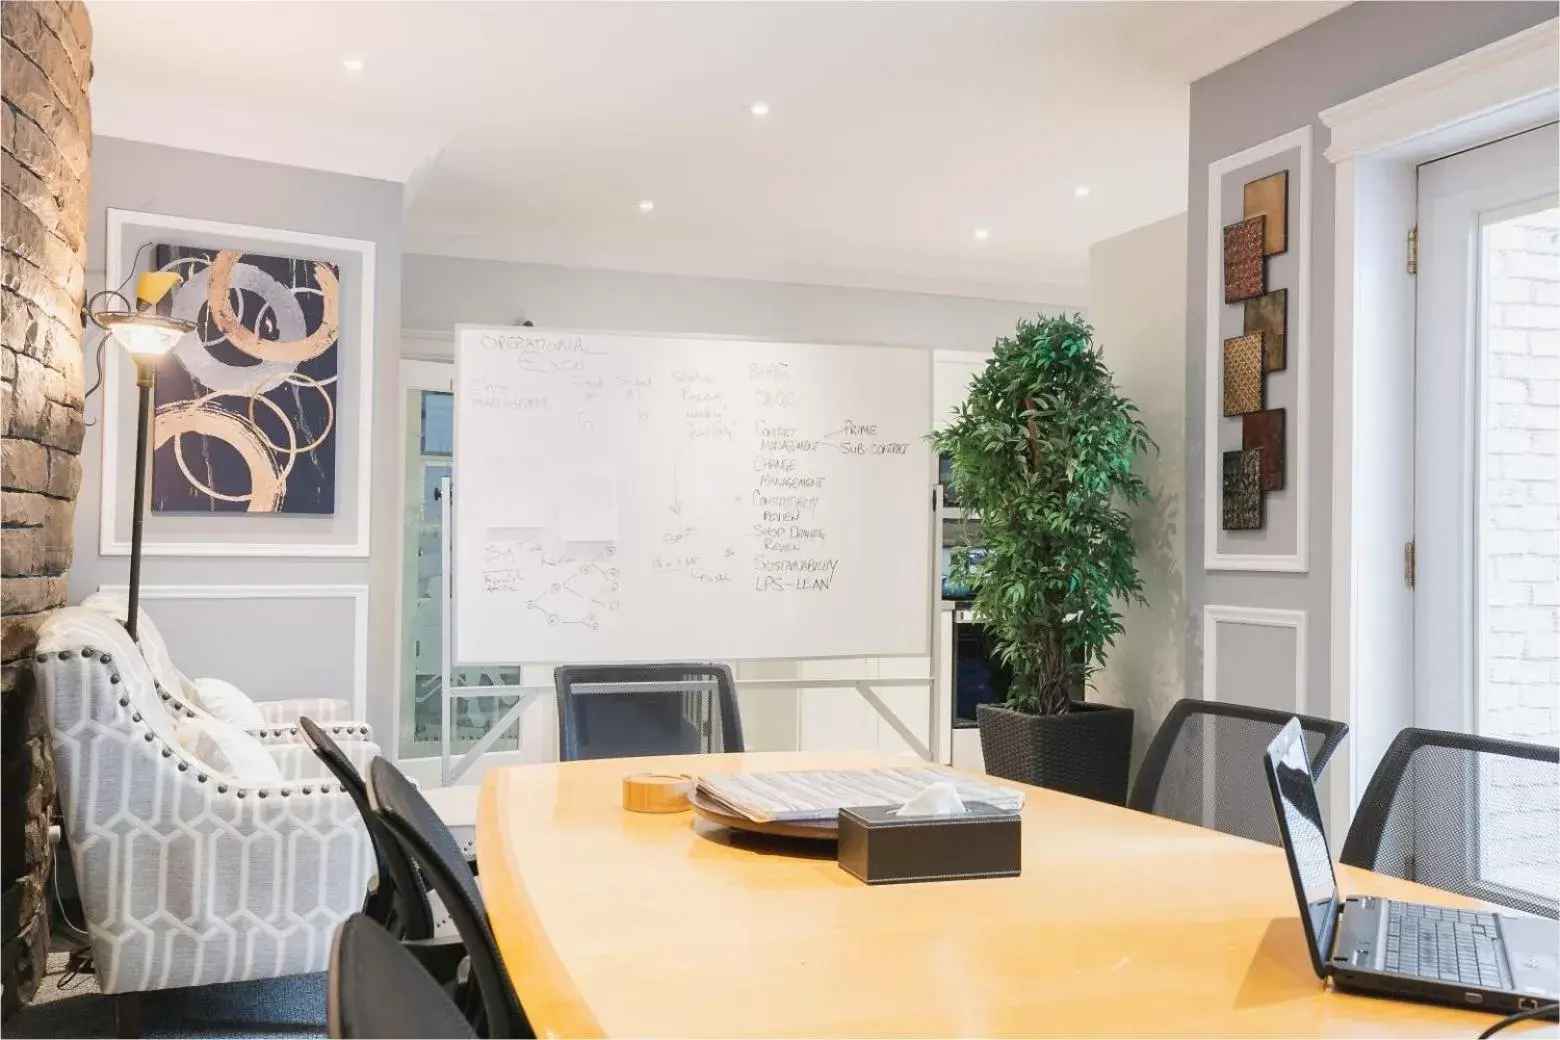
5,953,327,1039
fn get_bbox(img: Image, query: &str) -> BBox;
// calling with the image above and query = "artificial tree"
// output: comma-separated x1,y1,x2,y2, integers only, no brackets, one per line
933,313,1153,717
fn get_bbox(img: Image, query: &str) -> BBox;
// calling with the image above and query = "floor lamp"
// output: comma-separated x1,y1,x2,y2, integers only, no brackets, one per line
87,272,192,641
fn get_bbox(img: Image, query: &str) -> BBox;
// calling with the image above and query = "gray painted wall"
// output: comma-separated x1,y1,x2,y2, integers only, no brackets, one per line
1184,3,1555,717
403,253,1072,351
1087,213,1189,773
73,137,404,741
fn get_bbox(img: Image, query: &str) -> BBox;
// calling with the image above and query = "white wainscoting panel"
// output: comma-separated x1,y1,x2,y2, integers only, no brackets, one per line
1202,604,1308,714
97,583,369,719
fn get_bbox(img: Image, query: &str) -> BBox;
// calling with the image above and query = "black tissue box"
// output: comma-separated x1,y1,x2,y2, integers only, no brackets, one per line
836,802,1021,885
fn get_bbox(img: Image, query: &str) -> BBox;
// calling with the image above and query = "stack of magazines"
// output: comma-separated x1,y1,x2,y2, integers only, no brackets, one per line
696,767,1025,823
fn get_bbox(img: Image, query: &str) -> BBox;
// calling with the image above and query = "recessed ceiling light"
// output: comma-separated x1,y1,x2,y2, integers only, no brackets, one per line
638,199,655,213
973,228,990,242
342,57,364,72
1074,185,1091,198
749,101,771,117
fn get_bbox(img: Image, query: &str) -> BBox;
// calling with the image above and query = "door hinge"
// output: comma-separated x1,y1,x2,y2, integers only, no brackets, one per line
1404,540,1417,588
1407,227,1418,275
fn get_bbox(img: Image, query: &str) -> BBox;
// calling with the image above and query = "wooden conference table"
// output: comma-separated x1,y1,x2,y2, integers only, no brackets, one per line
477,751,1536,1038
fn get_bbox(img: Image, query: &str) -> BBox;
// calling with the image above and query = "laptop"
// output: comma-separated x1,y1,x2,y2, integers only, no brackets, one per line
1263,718,1559,1017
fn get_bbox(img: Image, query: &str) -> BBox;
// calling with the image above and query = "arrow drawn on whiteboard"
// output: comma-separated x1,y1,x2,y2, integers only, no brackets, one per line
669,447,687,516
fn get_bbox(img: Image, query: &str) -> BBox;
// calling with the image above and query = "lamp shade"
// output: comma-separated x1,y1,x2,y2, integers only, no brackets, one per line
95,311,192,357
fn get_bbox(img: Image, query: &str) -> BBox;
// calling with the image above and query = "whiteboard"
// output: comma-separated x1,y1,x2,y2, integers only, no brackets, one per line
453,327,931,665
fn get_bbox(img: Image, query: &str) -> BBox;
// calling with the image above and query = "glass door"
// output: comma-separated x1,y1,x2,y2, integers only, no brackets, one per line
398,358,522,760
1414,123,1558,906
1415,124,1559,743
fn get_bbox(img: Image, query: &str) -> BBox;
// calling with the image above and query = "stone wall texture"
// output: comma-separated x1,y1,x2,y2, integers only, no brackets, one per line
0,0,91,1015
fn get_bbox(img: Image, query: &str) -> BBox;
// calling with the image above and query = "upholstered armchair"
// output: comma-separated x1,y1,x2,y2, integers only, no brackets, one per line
37,607,375,1007
80,590,372,738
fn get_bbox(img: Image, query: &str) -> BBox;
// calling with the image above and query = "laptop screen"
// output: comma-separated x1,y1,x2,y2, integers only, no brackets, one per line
1263,718,1341,979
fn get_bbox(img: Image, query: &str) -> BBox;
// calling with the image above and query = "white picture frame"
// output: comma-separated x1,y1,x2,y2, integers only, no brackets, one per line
100,208,376,557
1202,126,1312,573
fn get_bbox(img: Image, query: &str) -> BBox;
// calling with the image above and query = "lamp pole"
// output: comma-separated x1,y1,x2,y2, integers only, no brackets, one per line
87,272,191,644
125,358,156,642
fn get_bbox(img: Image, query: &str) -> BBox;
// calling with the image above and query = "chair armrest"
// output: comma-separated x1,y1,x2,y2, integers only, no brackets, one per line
256,698,357,725
270,738,383,782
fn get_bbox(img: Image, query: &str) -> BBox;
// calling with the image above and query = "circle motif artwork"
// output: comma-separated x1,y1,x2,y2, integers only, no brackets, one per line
148,247,341,515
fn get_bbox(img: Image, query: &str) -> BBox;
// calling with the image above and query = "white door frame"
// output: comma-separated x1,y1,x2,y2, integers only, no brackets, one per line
1321,19,1559,833
393,350,542,785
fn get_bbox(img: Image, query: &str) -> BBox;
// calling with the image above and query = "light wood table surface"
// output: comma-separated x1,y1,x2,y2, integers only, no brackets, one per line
477,750,1543,1038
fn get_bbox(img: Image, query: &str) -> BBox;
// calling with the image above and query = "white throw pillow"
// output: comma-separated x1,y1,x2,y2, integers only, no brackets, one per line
176,717,284,784
191,677,266,729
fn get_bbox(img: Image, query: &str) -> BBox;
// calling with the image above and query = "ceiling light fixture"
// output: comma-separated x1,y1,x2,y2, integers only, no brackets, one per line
973,228,990,242
749,102,771,117
343,57,364,72
1074,185,1091,198
638,199,655,213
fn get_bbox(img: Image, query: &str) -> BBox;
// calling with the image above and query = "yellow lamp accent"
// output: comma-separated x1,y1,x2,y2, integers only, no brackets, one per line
135,271,183,309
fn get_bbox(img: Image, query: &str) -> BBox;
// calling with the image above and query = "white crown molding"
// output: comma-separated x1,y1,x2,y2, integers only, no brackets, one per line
405,227,1092,310
1202,604,1308,714
101,209,376,558
1320,18,1559,163
95,583,370,720
1203,126,1312,574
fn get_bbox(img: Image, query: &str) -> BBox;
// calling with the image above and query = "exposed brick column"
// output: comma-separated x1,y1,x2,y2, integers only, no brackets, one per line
0,0,92,1015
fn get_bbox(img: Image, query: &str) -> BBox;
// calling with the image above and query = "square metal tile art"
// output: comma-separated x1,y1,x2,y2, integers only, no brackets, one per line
1242,407,1286,492
1222,333,1264,416
1223,215,1265,303
1244,288,1287,372
1243,171,1288,255
1222,450,1264,531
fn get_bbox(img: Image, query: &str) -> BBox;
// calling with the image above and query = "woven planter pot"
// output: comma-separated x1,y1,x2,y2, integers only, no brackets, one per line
976,701,1134,805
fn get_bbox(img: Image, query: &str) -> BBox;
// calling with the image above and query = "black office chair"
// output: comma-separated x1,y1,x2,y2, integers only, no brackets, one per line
329,913,475,1040
299,717,435,940
1340,728,1558,919
554,663,744,761
367,757,532,1040
1128,699,1349,845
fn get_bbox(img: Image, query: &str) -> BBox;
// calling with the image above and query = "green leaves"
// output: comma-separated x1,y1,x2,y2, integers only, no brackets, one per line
930,313,1154,716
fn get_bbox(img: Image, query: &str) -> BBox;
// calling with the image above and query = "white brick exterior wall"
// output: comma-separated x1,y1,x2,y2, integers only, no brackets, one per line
1481,208,1560,747
1478,208,1558,904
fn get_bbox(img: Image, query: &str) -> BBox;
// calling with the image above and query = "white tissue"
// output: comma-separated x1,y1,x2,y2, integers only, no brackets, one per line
892,780,967,818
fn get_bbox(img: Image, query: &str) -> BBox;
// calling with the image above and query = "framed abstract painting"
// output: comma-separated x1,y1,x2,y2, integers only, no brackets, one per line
150,246,340,515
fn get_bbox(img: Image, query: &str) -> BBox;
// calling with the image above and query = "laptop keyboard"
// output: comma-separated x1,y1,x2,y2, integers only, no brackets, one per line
1383,902,1504,988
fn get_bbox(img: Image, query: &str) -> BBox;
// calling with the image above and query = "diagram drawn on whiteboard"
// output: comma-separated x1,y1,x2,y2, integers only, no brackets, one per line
481,542,621,631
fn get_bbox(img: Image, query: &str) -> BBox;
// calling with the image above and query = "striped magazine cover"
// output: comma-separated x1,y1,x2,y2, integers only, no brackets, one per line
696,767,1025,822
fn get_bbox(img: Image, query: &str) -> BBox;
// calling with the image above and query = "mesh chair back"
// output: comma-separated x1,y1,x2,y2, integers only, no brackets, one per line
367,758,530,1039
1340,728,1558,919
1128,699,1348,845
328,913,475,1040
299,717,432,939
555,663,743,762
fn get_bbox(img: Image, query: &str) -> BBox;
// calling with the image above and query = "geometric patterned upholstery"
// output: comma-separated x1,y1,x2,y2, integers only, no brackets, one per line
78,591,367,738
36,607,375,995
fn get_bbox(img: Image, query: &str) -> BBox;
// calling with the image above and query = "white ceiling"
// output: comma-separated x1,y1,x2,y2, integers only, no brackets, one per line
87,1,1344,302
